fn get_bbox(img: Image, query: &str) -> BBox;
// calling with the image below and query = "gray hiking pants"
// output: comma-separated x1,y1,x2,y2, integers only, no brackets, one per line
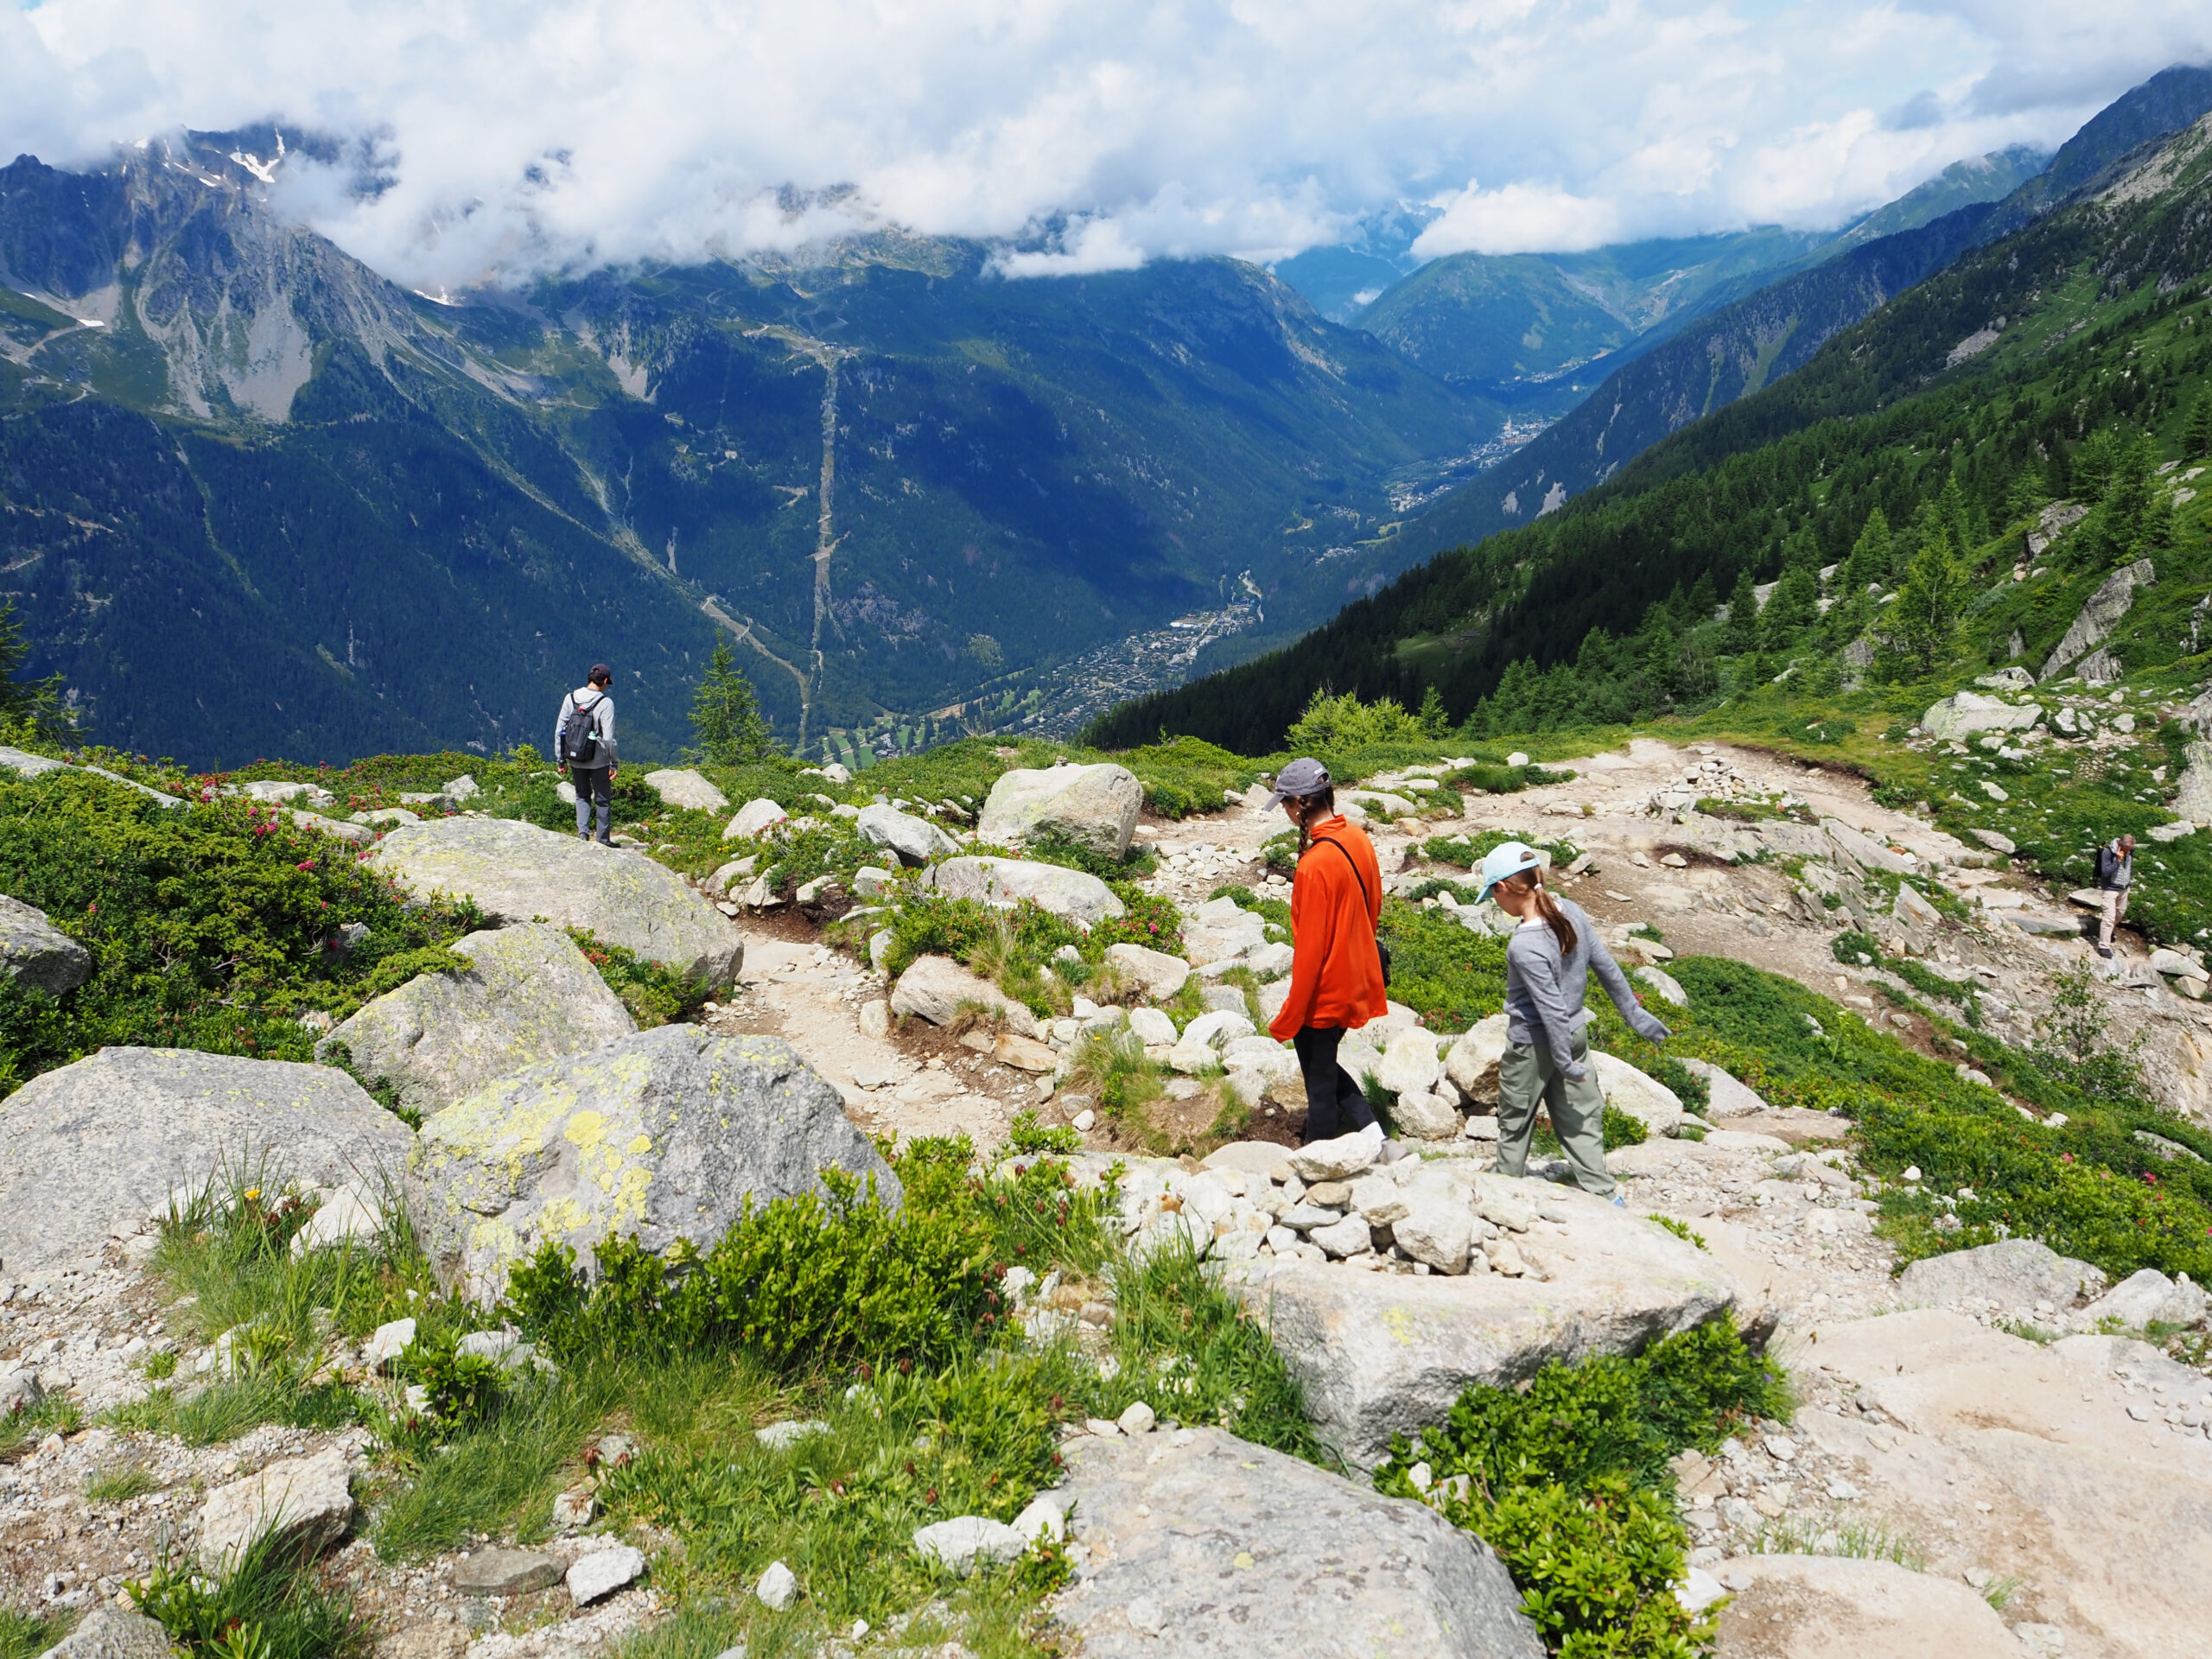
571,766,612,841
1495,1031,1615,1198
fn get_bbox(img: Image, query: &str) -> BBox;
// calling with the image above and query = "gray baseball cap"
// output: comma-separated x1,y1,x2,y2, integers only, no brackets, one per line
1265,757,1331,809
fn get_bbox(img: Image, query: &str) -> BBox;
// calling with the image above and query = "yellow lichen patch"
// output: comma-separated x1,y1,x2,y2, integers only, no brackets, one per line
565,1110,610,1151
626,1133,652,1156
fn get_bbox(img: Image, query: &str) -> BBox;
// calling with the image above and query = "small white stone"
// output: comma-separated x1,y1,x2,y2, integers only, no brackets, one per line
566,1544,646,1605
754,1558,798,1610
1118,1400,1157,1435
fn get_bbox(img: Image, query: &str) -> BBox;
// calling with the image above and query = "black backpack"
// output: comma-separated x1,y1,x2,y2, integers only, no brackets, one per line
562,692,606,768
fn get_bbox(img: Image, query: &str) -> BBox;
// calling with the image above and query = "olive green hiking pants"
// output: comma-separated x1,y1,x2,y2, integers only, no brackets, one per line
1496,1032,1615,1197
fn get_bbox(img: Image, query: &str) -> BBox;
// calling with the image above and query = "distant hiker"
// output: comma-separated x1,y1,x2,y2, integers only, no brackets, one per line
1477,842,1671,1202
556,664,619,844
2094,832,2136,959
1264,759,1390,1145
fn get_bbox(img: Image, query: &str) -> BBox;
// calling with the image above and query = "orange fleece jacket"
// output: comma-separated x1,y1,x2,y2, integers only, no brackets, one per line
1267,816,1389,1039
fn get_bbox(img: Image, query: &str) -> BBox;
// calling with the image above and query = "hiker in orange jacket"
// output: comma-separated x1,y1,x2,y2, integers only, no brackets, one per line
1264,758,1389,1144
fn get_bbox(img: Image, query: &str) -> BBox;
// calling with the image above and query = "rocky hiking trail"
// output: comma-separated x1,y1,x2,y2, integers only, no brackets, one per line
3,740,2211,1659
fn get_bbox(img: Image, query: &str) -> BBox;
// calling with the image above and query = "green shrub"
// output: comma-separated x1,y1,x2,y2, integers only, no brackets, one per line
130,1529,372,1659
0,1608,69,1659
566,928,717,1025
1285,689,1427,753
507,1156,1001,1374
0,774,478,1093
1004,1109,1081,1155
1378,1319,1785,1656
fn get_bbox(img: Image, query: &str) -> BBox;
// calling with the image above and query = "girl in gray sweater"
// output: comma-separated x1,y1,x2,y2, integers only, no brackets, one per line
1476,841,1671,1198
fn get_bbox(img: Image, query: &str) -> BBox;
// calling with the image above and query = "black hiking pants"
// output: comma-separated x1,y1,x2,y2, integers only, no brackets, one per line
1293,1026,1377,1145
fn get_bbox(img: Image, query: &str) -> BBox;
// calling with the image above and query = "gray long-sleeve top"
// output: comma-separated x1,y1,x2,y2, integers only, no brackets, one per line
555,686,616,767
1503,894,1670,1078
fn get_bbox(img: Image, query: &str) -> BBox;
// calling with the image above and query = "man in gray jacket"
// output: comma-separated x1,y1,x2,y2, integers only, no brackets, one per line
556,664,618,844
2094,833,2135,959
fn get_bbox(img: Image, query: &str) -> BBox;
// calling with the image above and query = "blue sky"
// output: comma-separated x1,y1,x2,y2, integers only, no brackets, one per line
5,1,2211,288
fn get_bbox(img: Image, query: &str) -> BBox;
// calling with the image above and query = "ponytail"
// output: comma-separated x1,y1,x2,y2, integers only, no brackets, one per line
1505,869,1578,956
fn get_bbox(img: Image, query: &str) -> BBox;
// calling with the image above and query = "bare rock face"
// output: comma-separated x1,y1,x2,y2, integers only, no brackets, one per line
1590,1052,1684,1136
0,893,92,995
0,1047,413,1275
410,1026,897,1302
978,763,1143,858
1713,1554,2020,1655
321,924,637,1117
857,804,959,867
1052,1424,1541,1658
1232,1189,1738,1467
2039,556,2157,682
366,818,741,983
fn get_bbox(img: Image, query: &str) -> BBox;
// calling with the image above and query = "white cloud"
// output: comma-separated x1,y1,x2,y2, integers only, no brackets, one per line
3,0,2210,289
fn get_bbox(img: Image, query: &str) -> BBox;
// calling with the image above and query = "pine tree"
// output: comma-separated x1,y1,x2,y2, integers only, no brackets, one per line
2189,394,2212,461
1721,569,1760,654
1937,474,1976,567
1760,564,1819,652
690,637,779,766
1883,527,1970,677
0,598,65,741
1842,507,1893,589
1416,683,1448,737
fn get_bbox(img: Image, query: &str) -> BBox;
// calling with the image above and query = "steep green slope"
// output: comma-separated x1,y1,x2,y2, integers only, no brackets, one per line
1373,65,2212,569
0,138,1499,768
1087,107,2212,757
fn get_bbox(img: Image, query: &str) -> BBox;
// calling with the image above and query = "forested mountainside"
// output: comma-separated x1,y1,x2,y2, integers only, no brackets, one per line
1351,153,2049,403
1088,105,2212,755
1371,65,2212,572
0,134,1497,768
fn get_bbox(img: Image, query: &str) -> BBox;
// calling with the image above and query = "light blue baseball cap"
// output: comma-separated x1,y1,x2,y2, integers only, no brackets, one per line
1473,840,1543,905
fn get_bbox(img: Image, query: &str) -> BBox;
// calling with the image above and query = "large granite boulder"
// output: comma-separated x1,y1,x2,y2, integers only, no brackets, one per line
978,763,1143,858
888,955,1042,1037
857,804,958,867
1919,691,2043,742
1444,1014,1511,1104
0,1047,414,1274
411,1025,897,1302
923,855,1125,928
642,768,729,812
1895,1239,2107,1314
320,924,638,1118
1052,1425,1541,1658
365,818,741,982
1590,1052,1684,1136
1230,1187,1738,1467
0,893,92,994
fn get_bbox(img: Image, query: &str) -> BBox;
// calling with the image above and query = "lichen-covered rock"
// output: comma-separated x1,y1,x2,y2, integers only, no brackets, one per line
977,763,1143,858
410,1025,898,1302
641,768,729,812
1919,691,2044,741
0,893,91,995
0,1048,413,1275
887,955,1042,1037
725,798,788,839
1052,1424,1541,1657
366,817,741,982
1895,1239,2106,1313
923,855,1125,927
321,924,637,1117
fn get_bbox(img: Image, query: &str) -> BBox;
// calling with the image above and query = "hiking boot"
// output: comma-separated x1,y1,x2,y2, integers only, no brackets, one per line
2095,944,2115,959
